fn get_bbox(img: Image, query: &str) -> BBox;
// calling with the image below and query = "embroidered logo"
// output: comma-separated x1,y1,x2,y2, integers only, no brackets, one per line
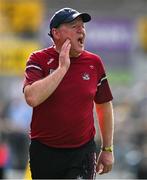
82,73,90,80
89,65,94,69
47,58,54,65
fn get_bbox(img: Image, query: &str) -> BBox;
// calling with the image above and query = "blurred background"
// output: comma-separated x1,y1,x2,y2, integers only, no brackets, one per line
0,0,147,179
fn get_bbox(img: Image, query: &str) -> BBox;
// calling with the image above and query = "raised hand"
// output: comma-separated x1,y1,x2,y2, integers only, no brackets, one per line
59,39,71,71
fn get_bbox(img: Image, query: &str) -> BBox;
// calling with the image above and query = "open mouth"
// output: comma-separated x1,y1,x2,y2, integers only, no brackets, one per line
77,37,84,46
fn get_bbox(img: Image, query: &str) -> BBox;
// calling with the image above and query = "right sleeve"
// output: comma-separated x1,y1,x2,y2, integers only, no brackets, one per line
23,52,44,91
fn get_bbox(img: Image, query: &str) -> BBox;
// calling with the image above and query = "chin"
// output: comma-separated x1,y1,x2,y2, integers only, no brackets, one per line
76,47,84,53
70,46,84,57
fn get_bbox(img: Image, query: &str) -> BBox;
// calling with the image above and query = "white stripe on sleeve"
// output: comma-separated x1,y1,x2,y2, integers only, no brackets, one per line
26,65,42,71
97,76,107,87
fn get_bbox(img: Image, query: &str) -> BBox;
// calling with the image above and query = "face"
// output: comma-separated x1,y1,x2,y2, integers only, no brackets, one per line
53,17,86,57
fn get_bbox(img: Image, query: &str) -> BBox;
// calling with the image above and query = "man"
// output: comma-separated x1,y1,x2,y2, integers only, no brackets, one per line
23,7,114,179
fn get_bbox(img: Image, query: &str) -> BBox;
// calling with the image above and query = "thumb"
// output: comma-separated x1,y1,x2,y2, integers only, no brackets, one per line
96,163,104,174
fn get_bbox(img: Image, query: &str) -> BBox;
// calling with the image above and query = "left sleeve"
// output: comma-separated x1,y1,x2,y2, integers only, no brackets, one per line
94,58,113,104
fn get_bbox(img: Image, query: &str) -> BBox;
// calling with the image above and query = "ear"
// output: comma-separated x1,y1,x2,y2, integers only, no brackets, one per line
51,28,60,40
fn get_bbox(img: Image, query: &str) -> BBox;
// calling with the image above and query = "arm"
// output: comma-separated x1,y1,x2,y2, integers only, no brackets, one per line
96,101,114,147
95,101,114,174
24,39,71,107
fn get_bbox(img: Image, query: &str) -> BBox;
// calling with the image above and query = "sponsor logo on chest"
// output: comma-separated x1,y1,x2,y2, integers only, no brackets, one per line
82,72,90,80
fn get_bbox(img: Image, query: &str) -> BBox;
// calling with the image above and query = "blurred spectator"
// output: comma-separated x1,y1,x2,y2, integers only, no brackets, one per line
6,97,32,132
137,159,147,179
5,97,32,171
0,101,9,179
0,138,9,179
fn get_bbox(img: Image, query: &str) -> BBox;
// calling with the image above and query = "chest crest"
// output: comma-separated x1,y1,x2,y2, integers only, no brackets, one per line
82,72,90,80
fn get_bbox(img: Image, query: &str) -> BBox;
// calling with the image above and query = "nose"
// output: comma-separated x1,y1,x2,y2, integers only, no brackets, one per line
77,25,85,33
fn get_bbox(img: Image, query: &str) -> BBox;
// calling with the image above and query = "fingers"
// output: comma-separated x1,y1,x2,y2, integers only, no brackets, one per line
99,164,112,175
96,163,104,174
59,39,71,70
96,151,114,175
97,163,112,175
60,39,71,55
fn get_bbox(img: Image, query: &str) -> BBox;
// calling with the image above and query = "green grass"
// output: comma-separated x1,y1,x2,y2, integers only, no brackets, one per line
107,70,133,85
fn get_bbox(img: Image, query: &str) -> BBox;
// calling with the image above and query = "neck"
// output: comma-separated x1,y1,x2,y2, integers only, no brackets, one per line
70,51,81,58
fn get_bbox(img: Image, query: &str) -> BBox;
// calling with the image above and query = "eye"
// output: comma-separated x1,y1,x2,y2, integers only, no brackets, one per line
72,25,77,28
